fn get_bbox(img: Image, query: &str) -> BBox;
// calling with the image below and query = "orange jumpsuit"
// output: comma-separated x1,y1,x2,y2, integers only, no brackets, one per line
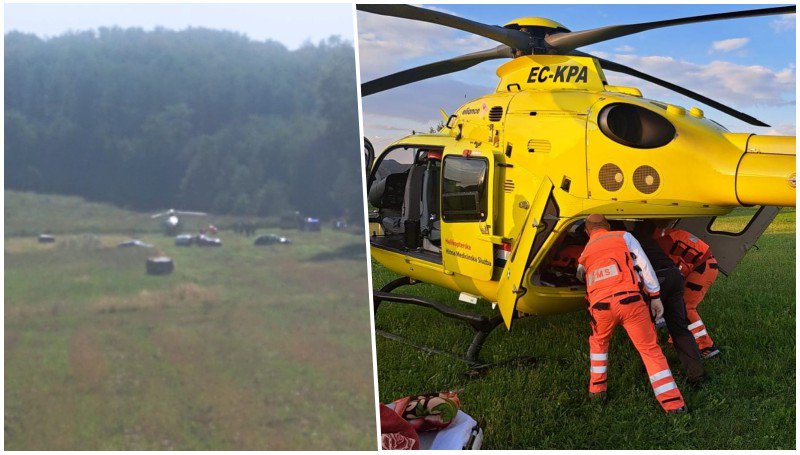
578,228,685,412
550,244,584,270
656,228,718,350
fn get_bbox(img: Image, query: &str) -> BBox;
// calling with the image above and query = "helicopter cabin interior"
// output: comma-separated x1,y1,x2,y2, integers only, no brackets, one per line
368,146,445,262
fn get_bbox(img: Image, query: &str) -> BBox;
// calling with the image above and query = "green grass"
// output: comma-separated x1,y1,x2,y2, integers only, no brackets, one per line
4,190,291,236
5,191,157,236
5,192,376,450
373,208,795,449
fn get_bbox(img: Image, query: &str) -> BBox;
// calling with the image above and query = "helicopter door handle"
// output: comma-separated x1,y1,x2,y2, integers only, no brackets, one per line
512,286,527,296
518,200,529,209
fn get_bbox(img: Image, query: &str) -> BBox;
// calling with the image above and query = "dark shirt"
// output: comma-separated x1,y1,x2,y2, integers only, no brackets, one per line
631,232,676,271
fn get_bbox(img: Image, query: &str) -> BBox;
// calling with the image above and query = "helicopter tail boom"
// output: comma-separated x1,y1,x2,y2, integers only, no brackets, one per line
734,135,796,207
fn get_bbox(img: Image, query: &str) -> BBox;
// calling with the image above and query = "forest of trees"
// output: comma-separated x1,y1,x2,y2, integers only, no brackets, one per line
5,27,363,220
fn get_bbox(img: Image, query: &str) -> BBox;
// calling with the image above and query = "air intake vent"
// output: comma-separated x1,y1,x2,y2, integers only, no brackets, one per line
599,163,624,192
503,180,515,193
488,106,503,122
527,139,551,153
633,165,661,194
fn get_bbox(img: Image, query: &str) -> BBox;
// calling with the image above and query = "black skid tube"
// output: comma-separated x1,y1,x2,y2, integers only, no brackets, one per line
373,276,534,372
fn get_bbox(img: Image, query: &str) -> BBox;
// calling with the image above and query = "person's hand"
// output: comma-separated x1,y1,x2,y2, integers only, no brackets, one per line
650,298,664,320
576,266,586,283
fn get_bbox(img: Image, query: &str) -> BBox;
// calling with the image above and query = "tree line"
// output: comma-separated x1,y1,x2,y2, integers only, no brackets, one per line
5,27,363,220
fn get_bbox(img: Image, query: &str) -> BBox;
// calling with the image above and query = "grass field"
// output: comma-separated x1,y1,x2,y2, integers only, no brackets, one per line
5,192,376,450
4,191,289,236
373,208,795,450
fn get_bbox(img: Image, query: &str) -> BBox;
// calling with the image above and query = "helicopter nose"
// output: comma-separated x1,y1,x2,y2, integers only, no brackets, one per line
735,135,796,207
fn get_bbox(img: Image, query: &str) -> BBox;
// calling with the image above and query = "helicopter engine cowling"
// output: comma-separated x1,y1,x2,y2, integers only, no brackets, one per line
734,135,796,207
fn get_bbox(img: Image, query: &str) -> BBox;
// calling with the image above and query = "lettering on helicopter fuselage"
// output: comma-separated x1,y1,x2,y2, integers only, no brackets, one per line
445,238,472,250
444,248,491,266
461,108,481,115
527,65,588,84
444,238,490,266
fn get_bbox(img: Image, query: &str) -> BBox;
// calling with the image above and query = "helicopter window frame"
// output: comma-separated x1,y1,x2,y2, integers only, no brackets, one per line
597,103,677,149
440,155,489,223
706,206,766,237
367,145,440,191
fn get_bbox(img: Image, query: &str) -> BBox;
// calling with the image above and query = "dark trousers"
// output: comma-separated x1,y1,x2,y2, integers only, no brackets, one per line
657,266,705,381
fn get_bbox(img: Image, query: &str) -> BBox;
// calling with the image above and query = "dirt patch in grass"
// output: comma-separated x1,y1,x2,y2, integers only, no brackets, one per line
69,328,108,391
91,283,219,314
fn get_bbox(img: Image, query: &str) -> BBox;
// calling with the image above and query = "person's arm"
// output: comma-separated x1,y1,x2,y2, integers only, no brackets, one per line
624,232,664,319
623,232,660,299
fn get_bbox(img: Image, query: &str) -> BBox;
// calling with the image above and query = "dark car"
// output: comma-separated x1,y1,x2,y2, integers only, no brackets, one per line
196,234,222,247
301,217,321,232
117,239,154,248
254,234,291,246
175,234,195,247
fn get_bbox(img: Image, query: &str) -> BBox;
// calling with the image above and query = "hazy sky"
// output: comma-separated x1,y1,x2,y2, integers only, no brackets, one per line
5,3,354,49
359,4,796,151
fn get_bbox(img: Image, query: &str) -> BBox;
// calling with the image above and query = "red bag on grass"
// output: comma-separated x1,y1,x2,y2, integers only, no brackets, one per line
391,391,461,432
380,403,420,450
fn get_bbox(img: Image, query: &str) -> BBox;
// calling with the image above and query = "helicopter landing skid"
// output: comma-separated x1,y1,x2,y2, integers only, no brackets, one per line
373,276,536,375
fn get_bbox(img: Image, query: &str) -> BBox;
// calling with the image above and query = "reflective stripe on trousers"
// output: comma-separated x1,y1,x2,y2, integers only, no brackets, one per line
589,352,608,389
649,368,678,400
588,294,686,412
684,259,718,350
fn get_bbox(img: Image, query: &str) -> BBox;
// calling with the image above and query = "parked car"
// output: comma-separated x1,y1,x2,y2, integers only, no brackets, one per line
117,239,154,248
175,234,195,247
301,217,321,232
196,234,222,247
254,234,292,246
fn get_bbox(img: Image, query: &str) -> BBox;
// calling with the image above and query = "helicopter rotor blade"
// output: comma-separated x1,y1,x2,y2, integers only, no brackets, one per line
547,6,795,53
357,4,530,51
362,45,514,96
151,212,167,219
174,210,207,217
573,51,770,127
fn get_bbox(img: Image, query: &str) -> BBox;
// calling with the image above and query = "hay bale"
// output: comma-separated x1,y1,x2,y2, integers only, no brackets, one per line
146,256,174,275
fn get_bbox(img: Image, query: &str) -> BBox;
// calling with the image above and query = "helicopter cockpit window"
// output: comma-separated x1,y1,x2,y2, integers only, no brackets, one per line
441,156,488,222
598,103,676,149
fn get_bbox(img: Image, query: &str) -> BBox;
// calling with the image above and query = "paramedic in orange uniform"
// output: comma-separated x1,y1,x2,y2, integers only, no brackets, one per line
577,214,687,414
655,226,721,359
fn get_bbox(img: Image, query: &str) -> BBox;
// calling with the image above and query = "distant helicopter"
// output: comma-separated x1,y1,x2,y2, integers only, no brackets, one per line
361,4,796,369
151,208,207,236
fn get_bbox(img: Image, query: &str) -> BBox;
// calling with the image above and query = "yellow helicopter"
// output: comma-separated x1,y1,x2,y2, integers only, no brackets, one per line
361,4,796,369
